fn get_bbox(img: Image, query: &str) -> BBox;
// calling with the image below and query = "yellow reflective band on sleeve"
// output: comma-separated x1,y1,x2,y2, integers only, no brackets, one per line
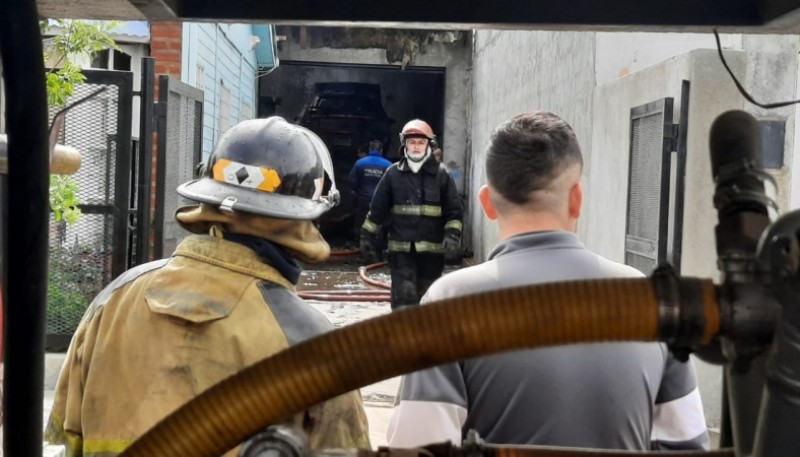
391,204,442,217
362,219,380,233
387,240,412,252
83,438,133,455
212,158,282,192
445,219,463,231
414,241,444,253
44,414,83,457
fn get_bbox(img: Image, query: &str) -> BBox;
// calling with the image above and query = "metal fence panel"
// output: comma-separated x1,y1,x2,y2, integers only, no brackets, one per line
154,75,204,258
46,70,133,349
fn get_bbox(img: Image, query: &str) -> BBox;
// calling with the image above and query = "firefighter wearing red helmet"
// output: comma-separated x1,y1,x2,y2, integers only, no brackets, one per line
360,119,463,309
45,117,369,456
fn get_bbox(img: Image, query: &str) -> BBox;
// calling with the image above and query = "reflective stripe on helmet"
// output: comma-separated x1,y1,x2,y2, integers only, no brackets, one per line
212,158,282,192
178,117,337,220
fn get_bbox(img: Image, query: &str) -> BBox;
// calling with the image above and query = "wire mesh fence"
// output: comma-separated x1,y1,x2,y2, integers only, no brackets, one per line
46,73,133,349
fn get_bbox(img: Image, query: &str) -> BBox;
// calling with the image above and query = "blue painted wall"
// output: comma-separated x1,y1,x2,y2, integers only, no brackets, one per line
181,23,260,158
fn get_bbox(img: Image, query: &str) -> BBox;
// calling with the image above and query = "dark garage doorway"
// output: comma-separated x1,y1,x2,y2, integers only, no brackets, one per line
257,61,446,244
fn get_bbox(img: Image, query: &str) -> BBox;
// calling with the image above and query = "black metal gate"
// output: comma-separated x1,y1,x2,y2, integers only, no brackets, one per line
46,64,155,349
154,75,204,259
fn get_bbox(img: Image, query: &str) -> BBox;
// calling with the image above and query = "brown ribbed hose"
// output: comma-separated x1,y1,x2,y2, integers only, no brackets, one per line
489,446,735,457
122,277,720,457
350,444,736,457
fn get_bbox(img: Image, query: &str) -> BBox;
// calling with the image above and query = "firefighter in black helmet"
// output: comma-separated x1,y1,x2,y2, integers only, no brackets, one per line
360,119,463,310
45,117,370,456
179,116,340,219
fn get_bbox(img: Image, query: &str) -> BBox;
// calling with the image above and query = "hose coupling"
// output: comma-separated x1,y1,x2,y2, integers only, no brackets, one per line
240,425,309,457
653,263,707,362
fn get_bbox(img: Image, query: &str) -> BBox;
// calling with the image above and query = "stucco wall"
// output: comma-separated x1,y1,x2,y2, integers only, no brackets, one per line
469,31,799,260
585,50,745,277
468,30,596,259
579,48,783,434
740,35,799,213
595,32,743,86
595,32,800,213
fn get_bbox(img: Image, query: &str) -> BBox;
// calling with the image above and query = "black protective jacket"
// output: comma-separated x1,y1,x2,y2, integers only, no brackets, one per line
363,156,462,253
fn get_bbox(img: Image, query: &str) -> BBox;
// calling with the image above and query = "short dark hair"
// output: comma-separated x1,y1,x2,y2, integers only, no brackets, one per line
369,140,383,151
486,111,583,205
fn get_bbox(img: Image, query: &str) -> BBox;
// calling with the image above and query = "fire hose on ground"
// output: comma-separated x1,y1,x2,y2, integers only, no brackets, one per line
297,261,391,302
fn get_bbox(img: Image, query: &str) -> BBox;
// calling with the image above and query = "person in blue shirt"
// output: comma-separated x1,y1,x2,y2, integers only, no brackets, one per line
348,139,392,242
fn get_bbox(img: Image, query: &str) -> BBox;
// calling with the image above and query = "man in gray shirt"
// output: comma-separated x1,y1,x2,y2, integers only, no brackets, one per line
387,111,709,450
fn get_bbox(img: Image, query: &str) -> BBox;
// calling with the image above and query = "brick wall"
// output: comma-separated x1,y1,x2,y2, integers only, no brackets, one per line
151,21,182,82
149,21,183,260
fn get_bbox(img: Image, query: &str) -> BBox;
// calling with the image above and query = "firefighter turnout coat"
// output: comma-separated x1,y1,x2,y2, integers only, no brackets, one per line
45,234,370,456
362,156,462,254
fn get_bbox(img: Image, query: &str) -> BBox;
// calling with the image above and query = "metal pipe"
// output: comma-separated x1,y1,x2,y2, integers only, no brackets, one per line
752,237,800,457
0,0,50,454
135,57,156,264
724,355,768,455
752,302,800,457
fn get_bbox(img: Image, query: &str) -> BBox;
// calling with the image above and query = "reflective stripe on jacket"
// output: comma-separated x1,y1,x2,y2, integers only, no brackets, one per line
44,235,370,456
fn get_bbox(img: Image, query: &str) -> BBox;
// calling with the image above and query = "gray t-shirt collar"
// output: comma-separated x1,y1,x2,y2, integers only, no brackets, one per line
487,230,584,261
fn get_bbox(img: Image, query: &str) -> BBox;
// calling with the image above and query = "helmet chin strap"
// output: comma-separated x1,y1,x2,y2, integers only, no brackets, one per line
405,147,431,173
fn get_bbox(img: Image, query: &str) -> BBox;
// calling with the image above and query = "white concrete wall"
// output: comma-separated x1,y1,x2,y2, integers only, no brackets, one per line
595,33,742,86
469,30,596,259
595,32,800,213
586,50,747,276
469,31,800,259
740,35,799,213
590,50,748,430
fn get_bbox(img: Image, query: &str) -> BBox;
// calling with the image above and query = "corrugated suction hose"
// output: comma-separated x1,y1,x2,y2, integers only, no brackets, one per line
490,446,734,456
122,276,720,457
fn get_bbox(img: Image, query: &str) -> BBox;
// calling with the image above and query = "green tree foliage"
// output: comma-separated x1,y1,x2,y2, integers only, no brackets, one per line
43,19,118,223
49,174,81,225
